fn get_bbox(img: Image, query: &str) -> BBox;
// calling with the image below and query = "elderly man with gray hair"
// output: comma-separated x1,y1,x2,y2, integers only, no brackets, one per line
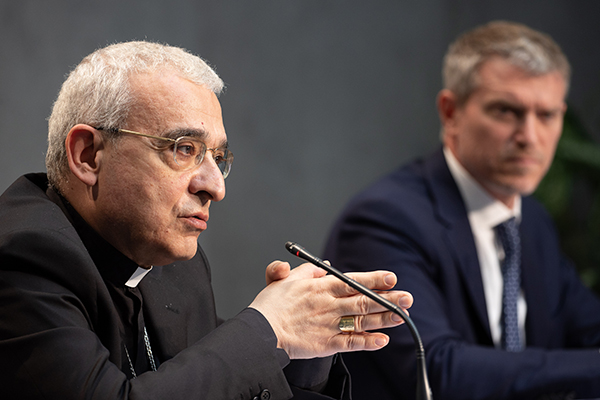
0,41,415,400
324,21,600,399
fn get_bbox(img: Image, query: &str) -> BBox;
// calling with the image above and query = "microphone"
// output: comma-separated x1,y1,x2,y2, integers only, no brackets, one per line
285,241,433,400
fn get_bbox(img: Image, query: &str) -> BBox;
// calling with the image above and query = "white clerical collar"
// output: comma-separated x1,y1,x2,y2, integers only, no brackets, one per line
443,146,521,228
125,266,153,288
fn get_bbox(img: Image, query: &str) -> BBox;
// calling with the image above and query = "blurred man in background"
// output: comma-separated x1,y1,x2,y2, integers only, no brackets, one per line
325,21,600,399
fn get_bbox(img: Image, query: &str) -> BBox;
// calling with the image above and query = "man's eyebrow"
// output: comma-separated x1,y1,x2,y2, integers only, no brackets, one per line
163,128,208,140
217,139,229,149
485,99,526,111
163,128,229,149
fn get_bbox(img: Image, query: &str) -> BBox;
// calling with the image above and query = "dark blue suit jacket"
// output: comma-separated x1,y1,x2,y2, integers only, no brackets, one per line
324,149,600,399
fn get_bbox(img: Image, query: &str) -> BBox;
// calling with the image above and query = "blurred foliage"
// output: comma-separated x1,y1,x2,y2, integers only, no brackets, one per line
534,108,600,294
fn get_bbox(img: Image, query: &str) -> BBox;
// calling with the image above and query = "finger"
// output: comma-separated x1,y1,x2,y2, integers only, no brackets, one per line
328,332,392,352
345,270,397,290
335,290,414,317
265,261,291,285
345,309,408,333
327,271,398,297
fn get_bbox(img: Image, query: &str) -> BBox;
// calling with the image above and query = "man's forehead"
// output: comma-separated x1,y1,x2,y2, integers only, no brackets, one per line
130,70,221,113
128,70,227,143
470,63,567,106
478,59,565,88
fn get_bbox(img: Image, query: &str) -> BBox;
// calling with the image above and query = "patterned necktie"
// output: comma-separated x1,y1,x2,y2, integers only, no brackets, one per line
495,217,523,352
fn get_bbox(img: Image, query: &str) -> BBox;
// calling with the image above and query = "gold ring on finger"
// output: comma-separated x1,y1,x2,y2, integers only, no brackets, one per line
339,316,355,333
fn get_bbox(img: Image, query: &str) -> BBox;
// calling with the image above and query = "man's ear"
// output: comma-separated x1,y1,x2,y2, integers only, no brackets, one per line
65,124,104,187
436,89,459,126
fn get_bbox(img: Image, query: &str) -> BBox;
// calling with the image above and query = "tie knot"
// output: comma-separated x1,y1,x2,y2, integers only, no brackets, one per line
496,216,518,231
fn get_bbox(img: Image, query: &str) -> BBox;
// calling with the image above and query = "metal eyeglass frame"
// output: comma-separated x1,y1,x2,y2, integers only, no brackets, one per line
93,126,233,179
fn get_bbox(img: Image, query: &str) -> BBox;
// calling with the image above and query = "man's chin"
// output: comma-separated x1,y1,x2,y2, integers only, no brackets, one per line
496,179,541,198
481,175,541,205
152,243,199,266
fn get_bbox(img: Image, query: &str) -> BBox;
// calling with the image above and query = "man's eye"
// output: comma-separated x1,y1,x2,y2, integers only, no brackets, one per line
538,111,559,122
493,105,513,115
177,143,198,156
488,104,521,121
213,150,226,164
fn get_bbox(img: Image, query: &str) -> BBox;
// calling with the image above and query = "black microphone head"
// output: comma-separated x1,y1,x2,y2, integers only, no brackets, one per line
285,242,307,257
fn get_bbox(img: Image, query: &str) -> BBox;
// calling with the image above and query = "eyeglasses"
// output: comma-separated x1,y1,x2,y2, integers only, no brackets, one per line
94,127,233,179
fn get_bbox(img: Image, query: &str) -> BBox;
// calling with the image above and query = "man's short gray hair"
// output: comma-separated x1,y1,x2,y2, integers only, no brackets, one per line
46,41,224,192
442,21,571,106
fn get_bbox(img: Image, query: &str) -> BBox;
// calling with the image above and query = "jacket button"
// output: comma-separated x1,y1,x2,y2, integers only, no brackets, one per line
259,389,271,400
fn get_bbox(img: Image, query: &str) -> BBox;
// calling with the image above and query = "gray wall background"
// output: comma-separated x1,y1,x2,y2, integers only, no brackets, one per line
2,1,600,318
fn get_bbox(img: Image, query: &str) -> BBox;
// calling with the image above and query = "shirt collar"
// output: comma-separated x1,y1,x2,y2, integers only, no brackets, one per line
444,146,521,228
125,266,153,288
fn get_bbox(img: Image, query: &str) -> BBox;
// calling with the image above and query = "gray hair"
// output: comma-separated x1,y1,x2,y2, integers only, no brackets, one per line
442,21,571,106
46,41,224,192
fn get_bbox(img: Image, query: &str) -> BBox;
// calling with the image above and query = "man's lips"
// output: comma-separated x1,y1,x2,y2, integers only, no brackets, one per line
502,150,544,167
507,156,540,165
181,213,208,230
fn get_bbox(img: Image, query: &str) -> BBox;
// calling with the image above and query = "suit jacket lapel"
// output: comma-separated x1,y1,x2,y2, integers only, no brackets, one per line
423,149,492,341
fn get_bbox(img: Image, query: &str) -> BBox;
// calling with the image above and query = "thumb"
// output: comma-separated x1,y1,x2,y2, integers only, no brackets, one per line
265,261,291,285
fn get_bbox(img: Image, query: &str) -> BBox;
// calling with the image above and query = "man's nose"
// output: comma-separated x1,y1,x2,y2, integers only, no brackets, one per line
515,113,539,146
189,155,226,202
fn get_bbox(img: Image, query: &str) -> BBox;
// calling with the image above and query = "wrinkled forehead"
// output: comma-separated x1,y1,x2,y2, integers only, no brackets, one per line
126,70,226,142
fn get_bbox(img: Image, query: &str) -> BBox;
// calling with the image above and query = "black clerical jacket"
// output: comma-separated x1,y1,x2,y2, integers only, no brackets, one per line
0,173,349,400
